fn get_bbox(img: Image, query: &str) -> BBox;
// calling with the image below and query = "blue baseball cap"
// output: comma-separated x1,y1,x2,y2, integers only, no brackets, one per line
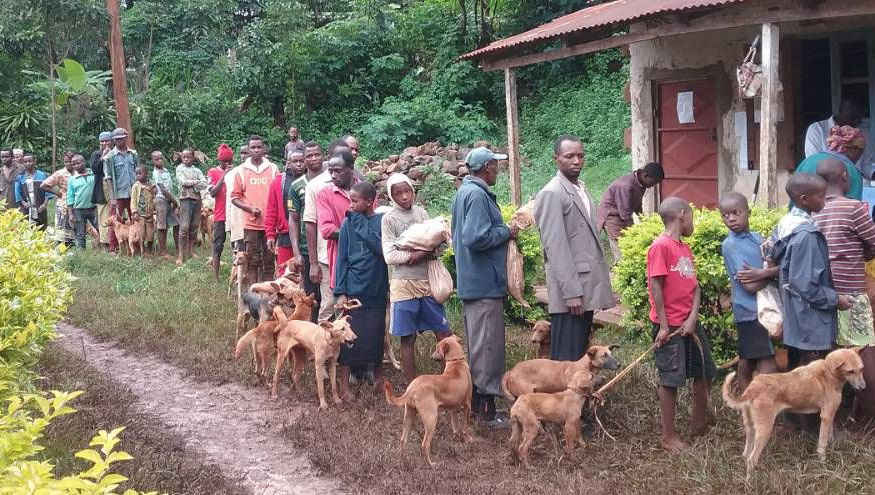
465,147,507,171
98,131,113,141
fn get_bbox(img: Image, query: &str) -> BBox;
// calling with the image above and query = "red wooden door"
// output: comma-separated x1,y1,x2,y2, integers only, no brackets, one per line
657,79,719,208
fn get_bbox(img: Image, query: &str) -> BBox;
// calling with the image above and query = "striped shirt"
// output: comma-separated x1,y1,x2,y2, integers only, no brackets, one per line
813,196,875,294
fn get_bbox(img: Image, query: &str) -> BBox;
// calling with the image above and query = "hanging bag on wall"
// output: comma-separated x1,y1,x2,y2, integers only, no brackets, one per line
737,35,762,99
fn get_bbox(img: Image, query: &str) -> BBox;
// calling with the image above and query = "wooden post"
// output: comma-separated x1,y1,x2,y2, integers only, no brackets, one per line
758,22,779,207
107,0,134,148
505,68,521,207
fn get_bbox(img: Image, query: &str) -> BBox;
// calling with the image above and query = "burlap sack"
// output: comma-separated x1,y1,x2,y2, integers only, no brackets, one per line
395,216,451,251
429,259,454,304
507,239,529,308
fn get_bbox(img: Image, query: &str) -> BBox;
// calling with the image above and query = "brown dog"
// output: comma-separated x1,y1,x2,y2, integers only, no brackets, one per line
509,369,594,467
249,273,302,303
109,217,131,256
530,320,551,358
723,347,866,476
128,218,143,256
271,315,357,409
234,305,287,383
384,336,473,467
201,207,214,246
501,345,620,402
228,251,248,301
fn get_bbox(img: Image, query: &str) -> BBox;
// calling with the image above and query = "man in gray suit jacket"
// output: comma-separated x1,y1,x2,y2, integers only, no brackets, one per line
534,136,614,361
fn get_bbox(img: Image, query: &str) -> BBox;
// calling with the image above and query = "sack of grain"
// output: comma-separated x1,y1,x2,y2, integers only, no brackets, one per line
428,259,454,304
507,239,529,308
395,217,451,251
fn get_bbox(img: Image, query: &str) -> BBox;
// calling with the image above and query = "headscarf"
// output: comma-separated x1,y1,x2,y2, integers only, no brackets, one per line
827,125,866,154
386,173,414,206
217,143,234,162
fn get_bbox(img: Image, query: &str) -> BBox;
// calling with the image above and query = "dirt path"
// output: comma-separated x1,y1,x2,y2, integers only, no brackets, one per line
56,322,342,495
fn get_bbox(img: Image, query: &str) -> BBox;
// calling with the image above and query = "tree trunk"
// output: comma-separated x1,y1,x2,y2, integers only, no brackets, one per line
272,96,286,129
47,39,57,171
458,0,467,42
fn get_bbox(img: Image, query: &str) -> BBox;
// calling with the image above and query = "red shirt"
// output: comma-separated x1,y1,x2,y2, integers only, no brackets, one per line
207,167,227,222
647,234,698,326
316,180,376,288
264,173,290,241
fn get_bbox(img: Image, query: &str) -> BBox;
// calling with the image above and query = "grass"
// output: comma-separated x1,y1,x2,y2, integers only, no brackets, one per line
60,248,875,494
36,345,246,495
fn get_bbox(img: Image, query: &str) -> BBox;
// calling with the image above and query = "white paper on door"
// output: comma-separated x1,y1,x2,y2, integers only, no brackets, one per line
677,91,695,124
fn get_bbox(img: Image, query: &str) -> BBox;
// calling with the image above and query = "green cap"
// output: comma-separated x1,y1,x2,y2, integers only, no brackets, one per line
464,147,507,171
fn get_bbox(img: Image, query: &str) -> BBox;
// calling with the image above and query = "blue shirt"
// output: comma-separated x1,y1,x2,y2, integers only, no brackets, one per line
104,148,138,199
722,231,764,322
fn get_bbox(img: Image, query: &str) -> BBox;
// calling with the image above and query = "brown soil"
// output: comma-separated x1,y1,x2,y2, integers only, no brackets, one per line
56,322,342,495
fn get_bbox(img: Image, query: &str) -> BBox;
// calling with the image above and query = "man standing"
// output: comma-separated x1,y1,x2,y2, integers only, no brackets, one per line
90,132,113,250
805,98,875,177
0,148,22,209
535,136,614,362
451,146,518,426
176,149,208,265
15,153,51,230
225,145,250,253
208,144,234,280
41,155,76,246
103,127,138,225
316,151,363,290
304,139,351,321
265,150,304,276
232,135,278,285
66,154,98,249
284,126,305,160
290,142,325,322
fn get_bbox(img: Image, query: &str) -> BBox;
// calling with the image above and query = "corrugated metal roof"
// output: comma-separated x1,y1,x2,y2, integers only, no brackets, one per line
460,0,747,60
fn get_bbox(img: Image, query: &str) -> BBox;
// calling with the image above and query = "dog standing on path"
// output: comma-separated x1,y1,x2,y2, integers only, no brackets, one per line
384,336,472,467
722,347,865,476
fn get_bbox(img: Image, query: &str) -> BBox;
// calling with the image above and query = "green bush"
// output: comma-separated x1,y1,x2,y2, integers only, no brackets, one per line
613,207,784,362
441,204,547,323
0,210,156,494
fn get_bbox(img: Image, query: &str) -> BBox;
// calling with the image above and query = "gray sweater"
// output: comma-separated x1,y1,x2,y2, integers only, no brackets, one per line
381,205,430,280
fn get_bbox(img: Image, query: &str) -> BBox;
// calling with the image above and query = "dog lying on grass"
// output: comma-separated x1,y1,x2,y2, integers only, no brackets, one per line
384,336,472,467
529,320,551,359
271,315,357,410
722,347,865,476
509,369,594,468
501,345,620,402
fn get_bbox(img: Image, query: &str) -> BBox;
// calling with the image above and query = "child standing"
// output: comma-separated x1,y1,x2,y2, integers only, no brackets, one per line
648,197,716,452
66,154,98,249
381,173,452,384
176,149,208,265
719,192,779,393
334,181,389,400
130,166,157,255
770,174,849,369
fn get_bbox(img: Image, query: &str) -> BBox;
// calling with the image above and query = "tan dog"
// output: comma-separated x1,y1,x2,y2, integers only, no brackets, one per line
723,347,866,476
384,336,472,467
271,315,357,410
234,305,287,383
501,345,620,402
228,251,248,301
509,369,594,468
249,273,302,303
200,207,214,246
128,218,143,256
109,217,131,256
530,320,551,359
86,223,100,246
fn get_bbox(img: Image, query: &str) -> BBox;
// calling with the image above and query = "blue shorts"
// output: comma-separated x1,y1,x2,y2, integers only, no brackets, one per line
391,296,450,337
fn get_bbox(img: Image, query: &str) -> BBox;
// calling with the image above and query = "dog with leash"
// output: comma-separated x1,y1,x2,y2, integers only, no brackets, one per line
501,345,620,402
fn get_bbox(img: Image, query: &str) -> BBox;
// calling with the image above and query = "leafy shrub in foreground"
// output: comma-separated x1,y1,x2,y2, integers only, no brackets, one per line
0,210,157,494
613,207,783,362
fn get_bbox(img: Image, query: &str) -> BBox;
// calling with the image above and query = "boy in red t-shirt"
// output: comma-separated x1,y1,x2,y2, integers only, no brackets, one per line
647,197,716,453
208,144,233,281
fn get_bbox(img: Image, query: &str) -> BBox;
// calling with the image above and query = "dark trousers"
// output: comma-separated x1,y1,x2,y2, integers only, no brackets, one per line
73,207,98,249
212,220,226,260
301,254,321,323
244,229,274,285
550,311,595,361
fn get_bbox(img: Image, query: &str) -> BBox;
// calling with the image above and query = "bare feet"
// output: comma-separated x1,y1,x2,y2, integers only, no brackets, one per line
176,259,183,266
690,423,711,438
661,436,688,453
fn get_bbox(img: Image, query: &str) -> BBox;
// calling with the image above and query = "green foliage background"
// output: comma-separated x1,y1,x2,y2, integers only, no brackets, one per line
613,207,784,362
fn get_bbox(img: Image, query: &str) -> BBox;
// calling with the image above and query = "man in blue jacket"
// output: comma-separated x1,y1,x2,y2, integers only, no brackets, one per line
451,147,519,427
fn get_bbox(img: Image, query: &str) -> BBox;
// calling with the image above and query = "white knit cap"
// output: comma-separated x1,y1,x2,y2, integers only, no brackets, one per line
386,173,415,205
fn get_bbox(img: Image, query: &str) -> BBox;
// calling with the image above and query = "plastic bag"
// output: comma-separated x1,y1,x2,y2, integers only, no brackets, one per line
428,259,454,304
395,217,451,251
507,239,529,308
757,282,783,340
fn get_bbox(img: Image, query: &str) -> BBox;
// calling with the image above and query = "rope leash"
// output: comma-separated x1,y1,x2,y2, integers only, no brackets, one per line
588,329,706,441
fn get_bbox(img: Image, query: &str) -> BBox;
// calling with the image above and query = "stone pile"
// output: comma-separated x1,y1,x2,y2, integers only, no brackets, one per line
360,141,508,203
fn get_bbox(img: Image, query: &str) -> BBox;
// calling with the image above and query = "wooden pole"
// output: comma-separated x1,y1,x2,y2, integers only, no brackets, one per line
758,22,779,208
107,0,134,148
505,68,521,207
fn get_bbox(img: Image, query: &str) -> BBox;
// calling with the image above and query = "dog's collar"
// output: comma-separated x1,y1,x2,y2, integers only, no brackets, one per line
444,357,466,363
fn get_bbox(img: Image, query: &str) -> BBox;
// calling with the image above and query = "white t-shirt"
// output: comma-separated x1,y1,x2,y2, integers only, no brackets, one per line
302,170,333,264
